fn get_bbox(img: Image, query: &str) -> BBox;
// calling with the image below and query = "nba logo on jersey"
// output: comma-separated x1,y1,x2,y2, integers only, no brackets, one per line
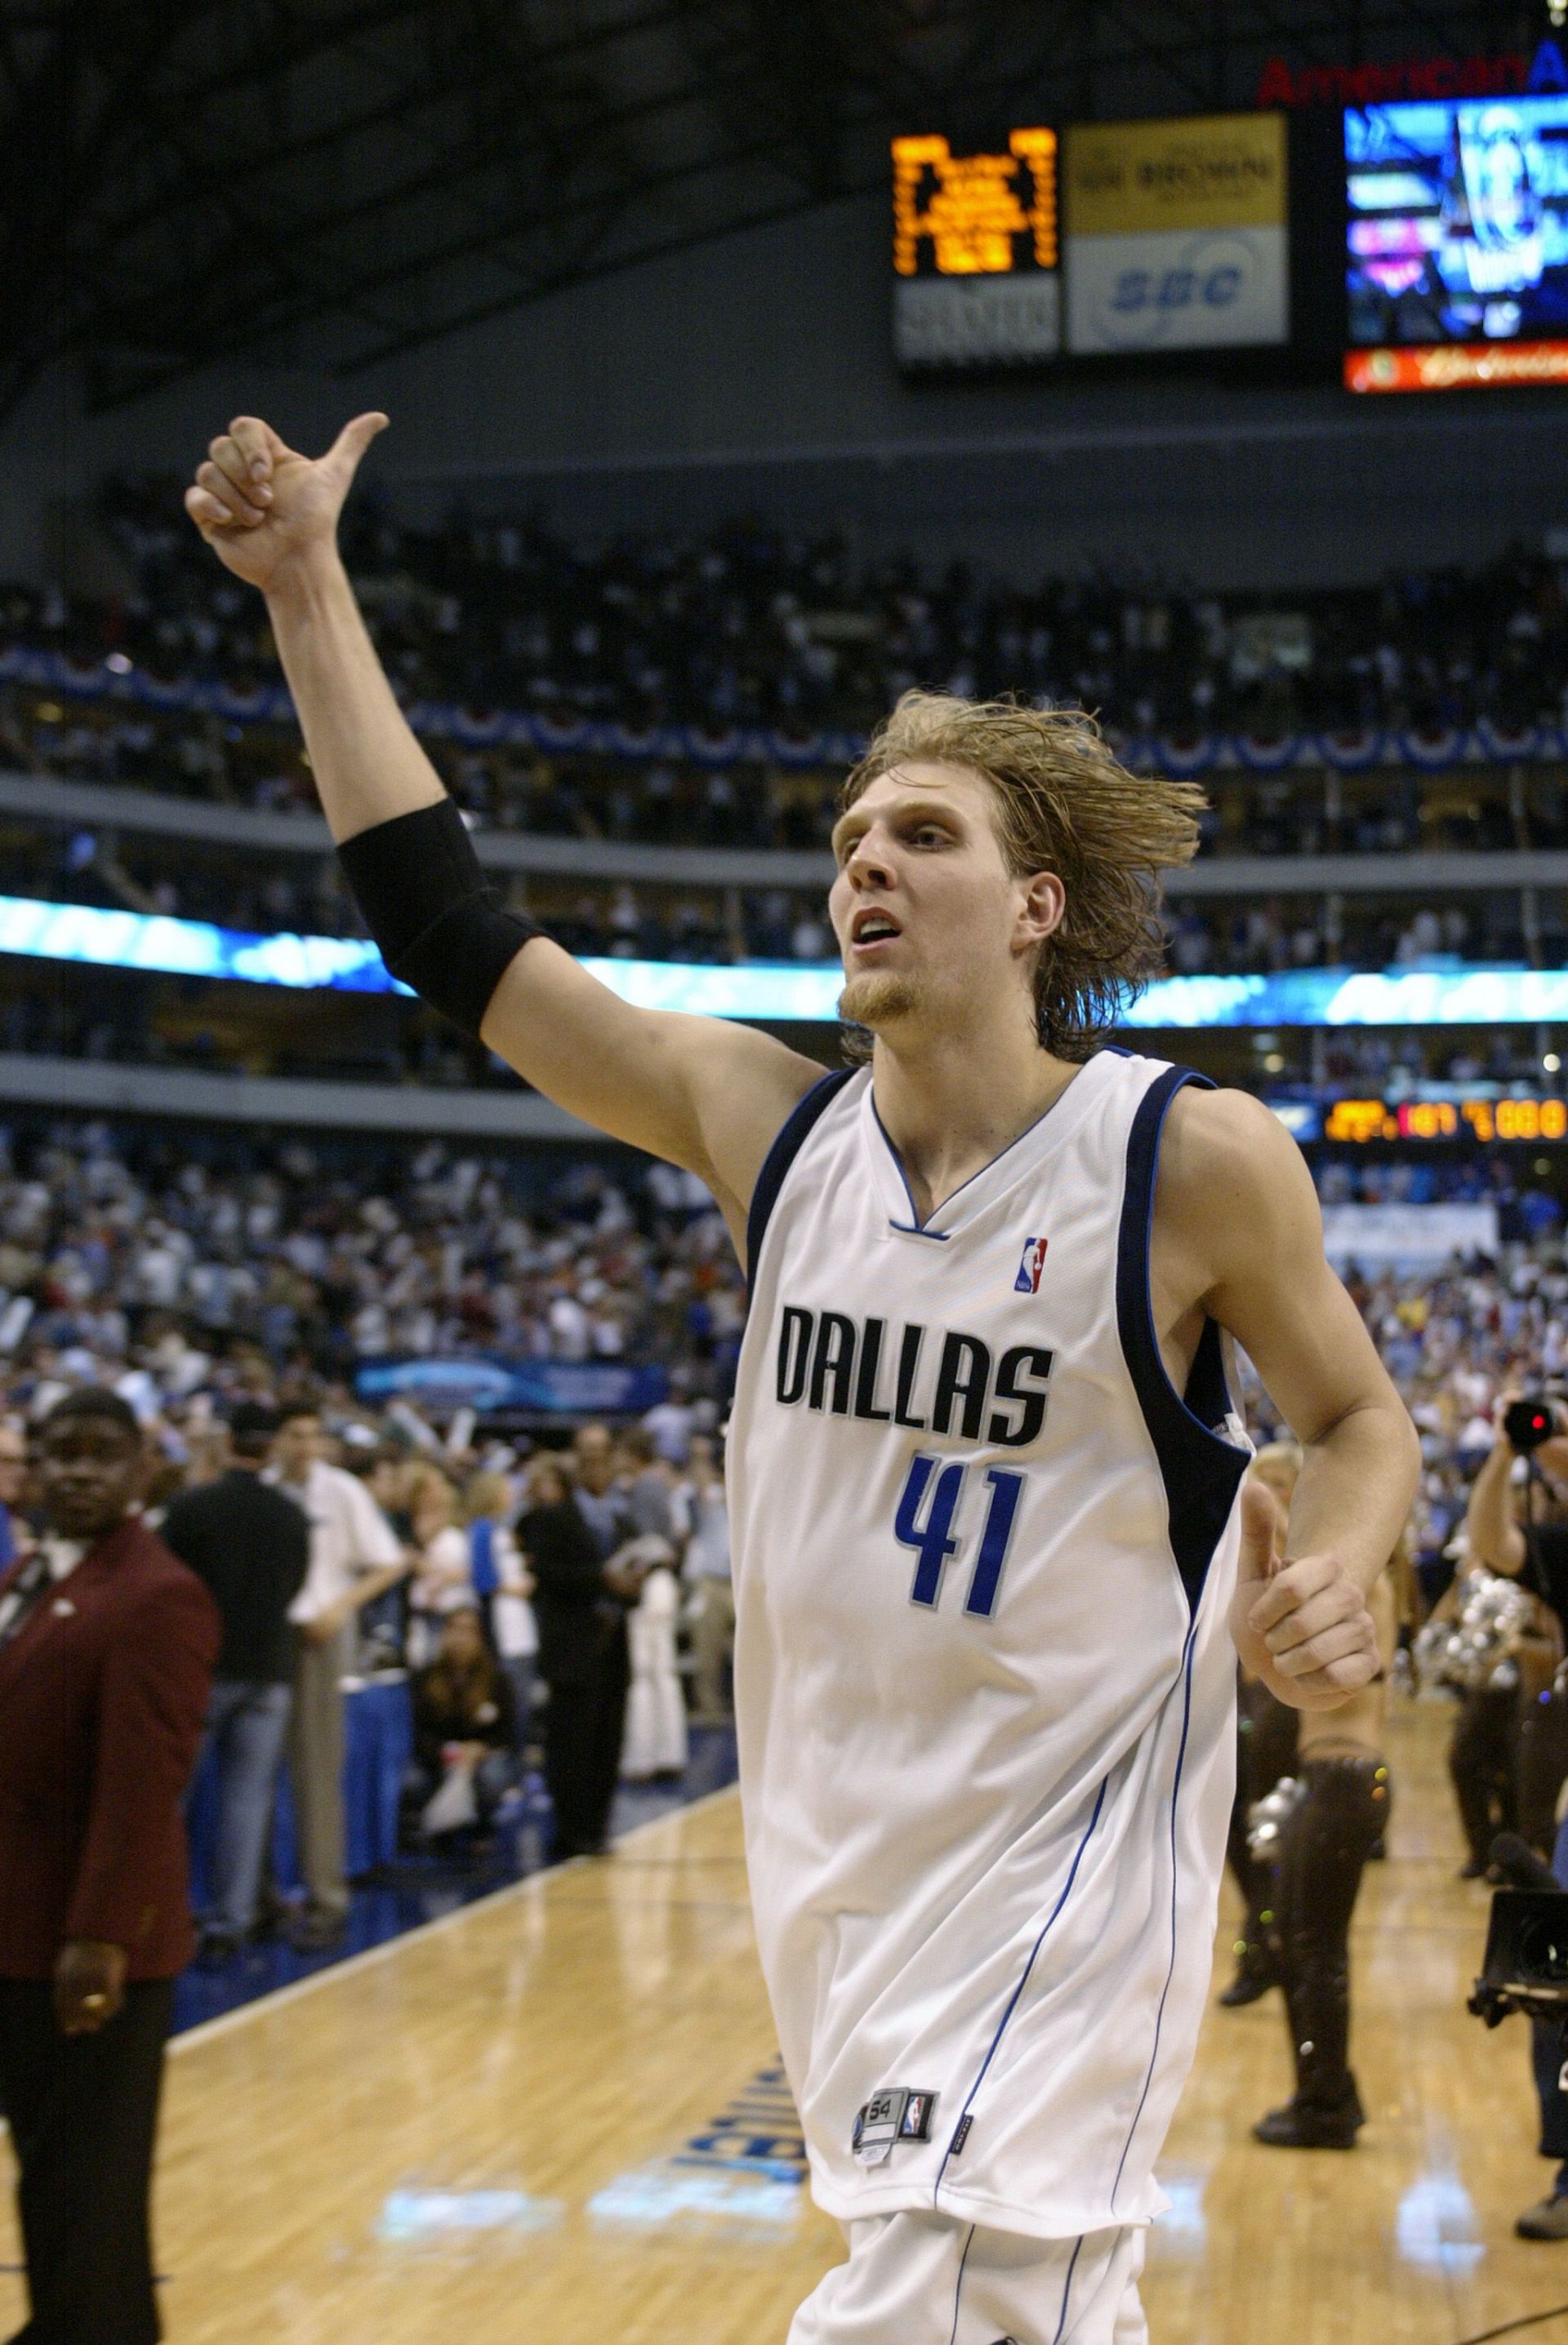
1013,1235,1049,1294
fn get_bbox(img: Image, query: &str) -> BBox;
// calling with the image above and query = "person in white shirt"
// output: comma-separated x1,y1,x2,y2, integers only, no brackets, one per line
268,1405,408,1950
641,1378,695,1469
404,1464,472,1669
675,1433,733,1723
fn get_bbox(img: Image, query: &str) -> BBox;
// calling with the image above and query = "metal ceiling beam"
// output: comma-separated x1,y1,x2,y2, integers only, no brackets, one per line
0,0,1529,421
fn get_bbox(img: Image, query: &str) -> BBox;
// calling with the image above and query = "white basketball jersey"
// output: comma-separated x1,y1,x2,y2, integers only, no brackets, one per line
728,1048,1250,2240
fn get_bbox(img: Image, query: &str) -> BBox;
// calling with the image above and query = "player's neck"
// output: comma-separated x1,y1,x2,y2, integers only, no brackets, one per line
870,1024,1083,1224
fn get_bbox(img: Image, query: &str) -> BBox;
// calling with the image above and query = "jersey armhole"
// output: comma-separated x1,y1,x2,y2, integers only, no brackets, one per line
1116,1064,1250,1615
744,1068,857,1285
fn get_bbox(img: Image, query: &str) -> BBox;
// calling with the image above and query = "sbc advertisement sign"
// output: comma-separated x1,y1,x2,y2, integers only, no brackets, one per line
1064,114,1289,354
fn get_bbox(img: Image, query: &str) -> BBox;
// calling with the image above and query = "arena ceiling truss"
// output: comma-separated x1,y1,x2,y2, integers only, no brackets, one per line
0,0,1532,419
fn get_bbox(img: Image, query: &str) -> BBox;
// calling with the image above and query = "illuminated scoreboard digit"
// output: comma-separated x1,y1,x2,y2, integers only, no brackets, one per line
892,128,1061,370
1321,1094,1568,1144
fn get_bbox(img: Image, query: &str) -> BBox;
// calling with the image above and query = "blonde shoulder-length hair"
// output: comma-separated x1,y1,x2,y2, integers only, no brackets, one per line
841,690,1205,1059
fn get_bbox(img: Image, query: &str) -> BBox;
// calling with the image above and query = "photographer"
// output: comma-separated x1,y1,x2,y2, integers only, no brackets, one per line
1464,1393,1568,1861
1463,1391,1568,2240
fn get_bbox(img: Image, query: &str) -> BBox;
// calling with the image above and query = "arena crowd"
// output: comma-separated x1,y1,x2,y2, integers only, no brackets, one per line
75,481,1568,744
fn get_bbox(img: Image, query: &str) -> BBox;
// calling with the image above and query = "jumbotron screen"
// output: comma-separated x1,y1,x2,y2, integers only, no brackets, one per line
1345,96,1568,390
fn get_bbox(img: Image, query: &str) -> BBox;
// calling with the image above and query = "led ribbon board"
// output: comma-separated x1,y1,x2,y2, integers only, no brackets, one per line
2,896,1568,1026
891,128,1059,368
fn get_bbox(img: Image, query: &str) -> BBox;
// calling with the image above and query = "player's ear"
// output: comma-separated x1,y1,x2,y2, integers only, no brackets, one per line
1017,869,1066,948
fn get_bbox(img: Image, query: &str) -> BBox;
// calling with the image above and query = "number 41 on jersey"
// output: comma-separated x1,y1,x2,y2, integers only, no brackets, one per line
894,1454,1023,1619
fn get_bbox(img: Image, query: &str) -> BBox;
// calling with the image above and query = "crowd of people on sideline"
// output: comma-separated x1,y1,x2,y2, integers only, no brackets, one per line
1226,1225,1568,2240
1,1383,734,1961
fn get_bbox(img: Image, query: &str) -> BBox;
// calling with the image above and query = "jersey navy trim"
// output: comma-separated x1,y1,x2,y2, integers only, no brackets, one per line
1116,1064,1249,1615
871,1060,1098,1237
744,1068,855,1284
933,1772,1111,2209
1109,1616,1200,2214
946,2224,977,2345
1052,2235,1085,2344
870,1091,952,1239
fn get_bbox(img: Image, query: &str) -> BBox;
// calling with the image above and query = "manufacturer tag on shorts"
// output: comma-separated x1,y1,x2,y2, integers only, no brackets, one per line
851,2088,938,2166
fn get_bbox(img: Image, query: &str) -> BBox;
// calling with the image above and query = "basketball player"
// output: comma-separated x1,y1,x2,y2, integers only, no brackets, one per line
185,417,1419,2345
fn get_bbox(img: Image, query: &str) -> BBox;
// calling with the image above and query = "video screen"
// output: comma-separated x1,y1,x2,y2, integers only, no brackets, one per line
1346,96,1568,349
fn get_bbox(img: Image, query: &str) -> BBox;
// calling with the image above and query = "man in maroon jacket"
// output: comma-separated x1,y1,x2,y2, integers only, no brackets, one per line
0,1388,218,2345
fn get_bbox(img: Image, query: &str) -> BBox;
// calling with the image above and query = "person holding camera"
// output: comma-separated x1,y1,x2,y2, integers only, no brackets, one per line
1465,1391,1568,2239
1463,1392,1568,1868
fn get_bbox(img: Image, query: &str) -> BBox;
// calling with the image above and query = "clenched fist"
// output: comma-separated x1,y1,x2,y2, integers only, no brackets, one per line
184,412,387,595
1228,1479,1380,1710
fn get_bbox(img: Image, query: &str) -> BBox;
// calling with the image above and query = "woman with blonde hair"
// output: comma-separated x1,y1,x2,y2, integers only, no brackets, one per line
405,1465,470,1668
463,1467,537,1752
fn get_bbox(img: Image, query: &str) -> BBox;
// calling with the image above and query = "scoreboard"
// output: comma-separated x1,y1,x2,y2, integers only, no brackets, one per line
1321,1094,1568,1142
891,128,1060,368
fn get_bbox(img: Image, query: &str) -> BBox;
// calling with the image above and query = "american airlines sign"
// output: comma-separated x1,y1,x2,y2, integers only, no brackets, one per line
1254,35,1568,109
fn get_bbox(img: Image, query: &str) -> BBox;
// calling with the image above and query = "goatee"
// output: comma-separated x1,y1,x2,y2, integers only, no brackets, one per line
838,971,926,1030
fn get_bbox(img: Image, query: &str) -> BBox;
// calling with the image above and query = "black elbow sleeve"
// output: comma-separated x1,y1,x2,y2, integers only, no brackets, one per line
337,799,540,1040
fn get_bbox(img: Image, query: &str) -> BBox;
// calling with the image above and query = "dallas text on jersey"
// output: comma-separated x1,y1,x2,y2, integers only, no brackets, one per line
774,1306,1054,1447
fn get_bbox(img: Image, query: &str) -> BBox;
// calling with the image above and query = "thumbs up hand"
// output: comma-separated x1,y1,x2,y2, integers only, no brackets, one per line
185,412,389,595
1227,1479,1379,1711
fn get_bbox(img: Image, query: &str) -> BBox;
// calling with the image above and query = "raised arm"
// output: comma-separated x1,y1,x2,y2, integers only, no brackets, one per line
1152,1086,1420,1706
185,415,823,1243
1464,1411,1528,1576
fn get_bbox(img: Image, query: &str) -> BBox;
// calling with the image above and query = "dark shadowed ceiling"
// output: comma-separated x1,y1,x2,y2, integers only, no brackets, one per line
0,0,1533,415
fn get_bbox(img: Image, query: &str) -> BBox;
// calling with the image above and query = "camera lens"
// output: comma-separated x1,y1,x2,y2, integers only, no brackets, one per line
1506,1398,1557,1455
1517,1915,1568,1983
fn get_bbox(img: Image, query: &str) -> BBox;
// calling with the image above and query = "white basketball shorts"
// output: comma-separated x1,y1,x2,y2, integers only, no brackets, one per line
788,2211,1147,2345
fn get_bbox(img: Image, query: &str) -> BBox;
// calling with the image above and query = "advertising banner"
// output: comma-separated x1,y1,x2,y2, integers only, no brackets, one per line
354,1356,670,1416
1320,1201,1499,1268
1065,114,1289,353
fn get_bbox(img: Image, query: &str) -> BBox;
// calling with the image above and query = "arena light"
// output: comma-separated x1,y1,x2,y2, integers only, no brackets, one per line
3,894,1568,1028
0,894,408,993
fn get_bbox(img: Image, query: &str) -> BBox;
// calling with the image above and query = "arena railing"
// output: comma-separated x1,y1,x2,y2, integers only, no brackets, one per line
2,768,1564,903
0,1050,595,1136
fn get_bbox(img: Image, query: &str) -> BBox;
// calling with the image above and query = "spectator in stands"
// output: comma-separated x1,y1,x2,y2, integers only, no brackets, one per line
519,1449,643,1860
463,1467,537,1753
621,1521,685,1785
675,1432,734,1724
162,1400,310,1961
0,1413,28,1567
267,1403,410,1950
620,1424,677,1541
404,1463,470,1666
642,1371,695,1467
406,1606,518,1845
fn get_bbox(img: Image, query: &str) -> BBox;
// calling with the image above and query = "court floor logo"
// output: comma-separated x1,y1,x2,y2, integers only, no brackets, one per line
588,2058,807,2230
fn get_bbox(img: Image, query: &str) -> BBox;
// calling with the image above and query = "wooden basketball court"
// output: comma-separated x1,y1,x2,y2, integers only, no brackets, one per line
3,1697,1565,2344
